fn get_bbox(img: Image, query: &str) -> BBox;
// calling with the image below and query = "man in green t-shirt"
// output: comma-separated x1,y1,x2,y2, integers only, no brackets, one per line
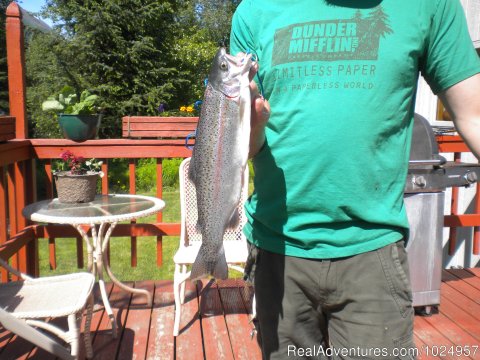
230,0,480,358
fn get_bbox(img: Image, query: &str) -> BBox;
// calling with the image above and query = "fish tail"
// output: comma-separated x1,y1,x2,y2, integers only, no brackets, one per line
191,245,228,281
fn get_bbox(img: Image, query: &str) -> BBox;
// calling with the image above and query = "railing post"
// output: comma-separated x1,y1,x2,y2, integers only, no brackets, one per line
129,159,137,267
6,2,28,139
156,159,163,266
0,166,8,282
448,152,462,255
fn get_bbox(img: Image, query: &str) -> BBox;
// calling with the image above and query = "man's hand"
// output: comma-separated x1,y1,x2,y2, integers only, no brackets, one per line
248,62,270,158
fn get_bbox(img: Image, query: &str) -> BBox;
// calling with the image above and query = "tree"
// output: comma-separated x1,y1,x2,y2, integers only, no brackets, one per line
26,31,70,138
170,0,240,106
193,0,241,45
22,0,241,138
33,0,180,138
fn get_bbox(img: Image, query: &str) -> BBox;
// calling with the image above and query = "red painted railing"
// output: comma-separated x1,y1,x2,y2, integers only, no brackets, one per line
437,135,480,255
31,138,192,269
0,137,192,278
0,140,36,279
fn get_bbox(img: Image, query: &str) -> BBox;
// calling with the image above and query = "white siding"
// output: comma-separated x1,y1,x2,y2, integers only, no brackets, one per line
459,0,480,46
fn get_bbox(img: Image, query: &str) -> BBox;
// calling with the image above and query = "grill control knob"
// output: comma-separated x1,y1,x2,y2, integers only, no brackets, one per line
464,172,478,184
414,175,427,188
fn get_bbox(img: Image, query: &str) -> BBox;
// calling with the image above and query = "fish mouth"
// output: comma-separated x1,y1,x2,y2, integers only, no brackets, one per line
209,48,254,97
222,52,253,89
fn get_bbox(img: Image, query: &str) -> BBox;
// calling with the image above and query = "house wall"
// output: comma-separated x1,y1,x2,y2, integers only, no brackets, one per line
414,0,480,268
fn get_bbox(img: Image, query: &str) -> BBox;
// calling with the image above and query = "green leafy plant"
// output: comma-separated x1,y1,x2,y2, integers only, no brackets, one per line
42,86,100,115
56,150,103,175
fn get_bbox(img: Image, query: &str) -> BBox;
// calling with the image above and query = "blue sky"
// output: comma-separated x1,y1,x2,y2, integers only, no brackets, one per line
20,0,46,13
19,0,53,26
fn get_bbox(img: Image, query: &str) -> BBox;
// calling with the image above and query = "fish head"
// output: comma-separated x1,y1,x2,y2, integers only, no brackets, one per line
208,47,253,98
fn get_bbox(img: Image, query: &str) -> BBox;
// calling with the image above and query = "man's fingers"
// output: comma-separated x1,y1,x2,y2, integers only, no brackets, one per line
234,51,267,124
253,95,270,124
249,61,259,82
250,80,260,100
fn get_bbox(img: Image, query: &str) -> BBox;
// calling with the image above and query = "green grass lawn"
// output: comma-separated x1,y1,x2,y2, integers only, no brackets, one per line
38,189,181,281
37,188,246,281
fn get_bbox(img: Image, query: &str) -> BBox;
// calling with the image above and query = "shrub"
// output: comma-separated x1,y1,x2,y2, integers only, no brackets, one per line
135,157,182,192
162,158,183,189
136,158,157,192
108,158,129,193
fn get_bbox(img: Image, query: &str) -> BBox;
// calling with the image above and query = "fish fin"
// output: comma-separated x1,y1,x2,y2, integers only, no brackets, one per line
226,208,240,230
190,245,228,281
213,250,228,280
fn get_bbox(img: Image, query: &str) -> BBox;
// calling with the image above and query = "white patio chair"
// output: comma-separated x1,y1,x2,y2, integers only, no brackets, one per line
173,157,251,336
0,255,95,360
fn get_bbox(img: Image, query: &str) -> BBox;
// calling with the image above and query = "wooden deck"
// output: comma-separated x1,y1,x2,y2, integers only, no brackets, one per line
1,269,480,359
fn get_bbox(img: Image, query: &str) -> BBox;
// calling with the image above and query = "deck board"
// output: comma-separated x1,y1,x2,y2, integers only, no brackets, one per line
414,316,457,353
198,280,234,360
218,281,261,360
145,281,175,360
92,282,133,359
117,281,155,360
438,295,480,341
453,269,480,291
1,270,480,359
441,281,480,322
175,280,203,360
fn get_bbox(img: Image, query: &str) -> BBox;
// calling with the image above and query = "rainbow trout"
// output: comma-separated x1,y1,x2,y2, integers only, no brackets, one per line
189,48,253,280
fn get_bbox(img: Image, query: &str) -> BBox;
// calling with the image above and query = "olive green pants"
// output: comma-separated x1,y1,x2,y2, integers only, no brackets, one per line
249,241,416,360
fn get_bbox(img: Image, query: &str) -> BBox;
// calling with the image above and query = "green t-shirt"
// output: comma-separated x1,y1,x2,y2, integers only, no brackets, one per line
230,0,480,259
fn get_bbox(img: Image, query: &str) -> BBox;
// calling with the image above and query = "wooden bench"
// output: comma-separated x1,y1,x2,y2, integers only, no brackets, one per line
122,116,198,141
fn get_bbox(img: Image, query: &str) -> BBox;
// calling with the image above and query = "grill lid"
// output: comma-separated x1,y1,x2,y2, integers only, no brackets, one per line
410,114,438,161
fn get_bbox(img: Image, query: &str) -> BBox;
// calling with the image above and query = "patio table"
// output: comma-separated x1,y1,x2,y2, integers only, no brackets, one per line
22,194,165,338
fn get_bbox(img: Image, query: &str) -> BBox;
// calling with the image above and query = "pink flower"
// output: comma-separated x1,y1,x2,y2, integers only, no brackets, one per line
60,150,73,161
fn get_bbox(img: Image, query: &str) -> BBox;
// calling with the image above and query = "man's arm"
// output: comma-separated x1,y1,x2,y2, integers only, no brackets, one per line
438,73,480,160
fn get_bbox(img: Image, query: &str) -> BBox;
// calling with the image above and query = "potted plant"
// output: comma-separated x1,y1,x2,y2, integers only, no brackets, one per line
54,150,104,203
42,86,102,142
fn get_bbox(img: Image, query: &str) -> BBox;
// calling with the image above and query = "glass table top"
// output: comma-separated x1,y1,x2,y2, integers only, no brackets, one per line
23,194,165,225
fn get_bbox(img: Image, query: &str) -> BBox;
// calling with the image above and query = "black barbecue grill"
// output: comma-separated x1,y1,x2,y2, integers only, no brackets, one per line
404,114,480,312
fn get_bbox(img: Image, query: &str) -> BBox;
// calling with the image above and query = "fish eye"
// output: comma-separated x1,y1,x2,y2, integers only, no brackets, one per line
220,61,228,71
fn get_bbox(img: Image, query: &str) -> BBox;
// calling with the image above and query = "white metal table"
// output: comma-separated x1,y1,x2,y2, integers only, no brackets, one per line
22,194,165,338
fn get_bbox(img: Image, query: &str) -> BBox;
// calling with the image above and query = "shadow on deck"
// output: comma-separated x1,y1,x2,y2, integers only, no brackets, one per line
1,269,480,359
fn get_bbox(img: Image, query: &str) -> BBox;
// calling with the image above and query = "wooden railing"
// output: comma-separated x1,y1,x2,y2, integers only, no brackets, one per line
0,140,37,279
0,137,193,278
437,135,480,255
33,138,192,267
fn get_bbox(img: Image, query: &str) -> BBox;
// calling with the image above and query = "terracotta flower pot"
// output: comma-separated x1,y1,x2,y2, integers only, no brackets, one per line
54,171,100,203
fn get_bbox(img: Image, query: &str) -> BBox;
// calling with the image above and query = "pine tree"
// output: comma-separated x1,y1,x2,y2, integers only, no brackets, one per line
171,0,241,106
20,0,240,138
37,0,180,138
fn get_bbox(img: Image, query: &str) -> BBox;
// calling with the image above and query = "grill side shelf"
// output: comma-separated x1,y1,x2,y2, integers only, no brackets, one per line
405,163,480,193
